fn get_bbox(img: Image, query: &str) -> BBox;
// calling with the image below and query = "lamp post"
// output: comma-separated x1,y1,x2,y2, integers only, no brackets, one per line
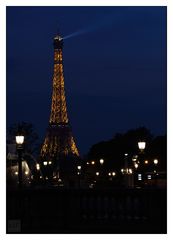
136,141,146,187
99,158,105,185
77,165,81,188
153,159,159,187
16,135,24,188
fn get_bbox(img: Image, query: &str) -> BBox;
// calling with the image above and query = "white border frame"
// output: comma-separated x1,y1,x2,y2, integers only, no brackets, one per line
1,1,171,240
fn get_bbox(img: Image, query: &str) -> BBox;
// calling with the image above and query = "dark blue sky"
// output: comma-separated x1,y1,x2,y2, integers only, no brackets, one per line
6,6,167,154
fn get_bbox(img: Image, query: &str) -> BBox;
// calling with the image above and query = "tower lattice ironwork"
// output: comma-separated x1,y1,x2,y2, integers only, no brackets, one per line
40,35,79,175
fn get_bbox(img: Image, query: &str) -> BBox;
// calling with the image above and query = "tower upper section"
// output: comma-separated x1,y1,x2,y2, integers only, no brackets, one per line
49,35,68,124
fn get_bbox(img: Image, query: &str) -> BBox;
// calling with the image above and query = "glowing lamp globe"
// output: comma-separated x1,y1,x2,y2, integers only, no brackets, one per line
16,135,24,145
77,165,81,170
99,159,104,165
138,141,146,151
154,159,158,165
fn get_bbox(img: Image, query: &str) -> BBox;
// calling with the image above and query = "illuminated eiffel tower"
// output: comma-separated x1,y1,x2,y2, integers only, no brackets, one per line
40,35,79,179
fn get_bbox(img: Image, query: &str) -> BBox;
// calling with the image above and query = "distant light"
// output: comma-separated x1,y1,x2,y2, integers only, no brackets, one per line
25,171,28,175
112,172,116,176
132,155,138,162
147,175,152,180
77,165,81,170
91,161,95,165
96,172,99,176
14,171,18,175
128,169,132,174
144,160,149,164
153,159,158,165
36,163,40,170
15,135,24,145
77,171,80,175
45,177,48,180
121,169,124,173
138,174,142,181
48,161,52,165
108,172,111,176
86,162,89,165
43,161,47,166
99,159,104,165
138,141,146,150
40,176,42,179
124,153,128,156
134,163,138,169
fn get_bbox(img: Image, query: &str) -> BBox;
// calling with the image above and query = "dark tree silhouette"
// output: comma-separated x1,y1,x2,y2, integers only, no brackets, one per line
147,135,167,171
87,127,166,172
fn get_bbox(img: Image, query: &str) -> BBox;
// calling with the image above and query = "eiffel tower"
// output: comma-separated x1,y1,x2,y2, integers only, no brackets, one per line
40,35,79,179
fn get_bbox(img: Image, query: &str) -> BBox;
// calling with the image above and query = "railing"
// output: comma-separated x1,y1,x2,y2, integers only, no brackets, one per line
7,188,166,233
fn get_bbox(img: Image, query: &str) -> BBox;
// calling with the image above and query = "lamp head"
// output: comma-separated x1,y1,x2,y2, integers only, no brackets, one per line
15,135,24,145
153,159,158,165
77,165,81,170
138,141,146,151
99,159,104,165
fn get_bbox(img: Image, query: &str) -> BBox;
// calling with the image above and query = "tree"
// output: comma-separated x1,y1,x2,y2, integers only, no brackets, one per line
87,127,154,171
147,135,167,171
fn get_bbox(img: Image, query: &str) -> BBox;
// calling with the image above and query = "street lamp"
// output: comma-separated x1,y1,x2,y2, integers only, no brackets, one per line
77,165,81,188
99,159,104,165
137,141,146,188
77,165,81,170
16,135,25,188
153,159,159,187
153,159,158,165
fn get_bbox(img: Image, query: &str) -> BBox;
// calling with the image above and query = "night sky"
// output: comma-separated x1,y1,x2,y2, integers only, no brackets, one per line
6,6,167,155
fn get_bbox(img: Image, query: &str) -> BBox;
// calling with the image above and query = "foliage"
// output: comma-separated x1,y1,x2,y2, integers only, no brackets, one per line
87,127,166,171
